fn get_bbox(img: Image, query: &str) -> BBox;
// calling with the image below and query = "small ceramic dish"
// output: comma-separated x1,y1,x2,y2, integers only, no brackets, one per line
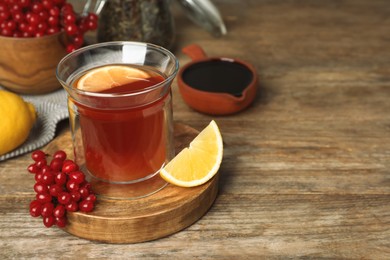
177,44,258,115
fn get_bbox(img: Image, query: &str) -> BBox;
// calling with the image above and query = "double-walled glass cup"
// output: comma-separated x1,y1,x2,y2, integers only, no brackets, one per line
56,42,179,199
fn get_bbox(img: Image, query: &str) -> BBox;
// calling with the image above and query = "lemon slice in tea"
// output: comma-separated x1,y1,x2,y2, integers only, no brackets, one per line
77,65,149,92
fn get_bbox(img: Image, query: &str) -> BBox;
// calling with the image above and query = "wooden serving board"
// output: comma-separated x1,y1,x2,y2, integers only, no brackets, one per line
44,123,219,244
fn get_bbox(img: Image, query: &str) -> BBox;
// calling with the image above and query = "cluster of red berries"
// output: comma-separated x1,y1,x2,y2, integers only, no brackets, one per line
0,0,98,53
28,150,96,228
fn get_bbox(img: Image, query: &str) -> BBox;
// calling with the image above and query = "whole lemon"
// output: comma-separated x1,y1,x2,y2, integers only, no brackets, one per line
0,90,37,156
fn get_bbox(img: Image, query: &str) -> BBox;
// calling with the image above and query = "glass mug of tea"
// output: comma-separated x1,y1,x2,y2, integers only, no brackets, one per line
56,42,179,199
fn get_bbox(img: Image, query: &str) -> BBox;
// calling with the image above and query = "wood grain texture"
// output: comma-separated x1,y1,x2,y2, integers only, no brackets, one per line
1,0,390,258
0,32,67,94
64,175,218,244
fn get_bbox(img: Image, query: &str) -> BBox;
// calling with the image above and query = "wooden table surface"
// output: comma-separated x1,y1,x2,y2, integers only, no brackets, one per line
1,0,389,258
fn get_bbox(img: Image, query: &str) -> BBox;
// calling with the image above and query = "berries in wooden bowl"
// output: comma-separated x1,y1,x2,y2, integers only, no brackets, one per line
0,0,98,94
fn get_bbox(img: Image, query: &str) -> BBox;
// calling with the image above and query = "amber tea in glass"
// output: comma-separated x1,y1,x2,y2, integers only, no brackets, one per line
56,42,179,199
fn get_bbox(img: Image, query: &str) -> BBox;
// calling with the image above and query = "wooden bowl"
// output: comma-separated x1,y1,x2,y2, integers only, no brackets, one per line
178,44,258,115
0,33,68,94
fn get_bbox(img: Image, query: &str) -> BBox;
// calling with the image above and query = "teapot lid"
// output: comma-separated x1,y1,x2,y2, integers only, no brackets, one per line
177,0,227,37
